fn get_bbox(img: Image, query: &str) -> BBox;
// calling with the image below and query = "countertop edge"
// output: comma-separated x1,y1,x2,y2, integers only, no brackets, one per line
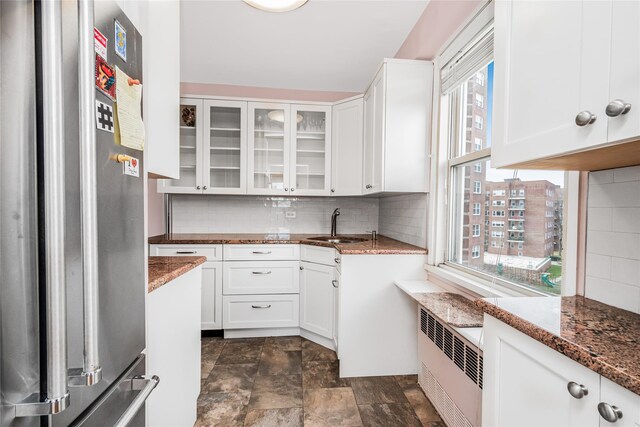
148,234,428,255
476,299,640,396
148,256,206,294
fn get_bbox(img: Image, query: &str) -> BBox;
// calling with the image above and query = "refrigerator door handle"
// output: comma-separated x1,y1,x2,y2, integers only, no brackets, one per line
15,0,70,417
113,376,160,427
68,0,103,388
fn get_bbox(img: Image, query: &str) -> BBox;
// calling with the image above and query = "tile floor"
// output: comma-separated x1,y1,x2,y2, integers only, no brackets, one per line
197,336,445,427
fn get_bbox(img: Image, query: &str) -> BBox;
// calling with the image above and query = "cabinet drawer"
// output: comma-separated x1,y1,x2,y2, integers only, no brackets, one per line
223,244,299,261
300,244,337,266
150,244,222,261
223,261,300,295
222,294,299,329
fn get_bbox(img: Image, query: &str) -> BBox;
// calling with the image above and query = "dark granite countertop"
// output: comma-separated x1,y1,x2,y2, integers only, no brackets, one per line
148,256,206,293
410,292,483,328
148,233,427,255
477,296,640,395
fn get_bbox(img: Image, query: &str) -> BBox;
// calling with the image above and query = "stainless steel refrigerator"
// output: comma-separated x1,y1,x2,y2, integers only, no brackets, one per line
0,1,156,426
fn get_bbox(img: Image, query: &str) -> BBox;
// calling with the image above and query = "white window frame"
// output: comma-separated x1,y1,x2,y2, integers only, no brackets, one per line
475,93,484,108
474,137,483,151
473,181,481,194
472,224,481,237
425,3,580,298
474,115,483,129
472,203,481,215
471,245,480,258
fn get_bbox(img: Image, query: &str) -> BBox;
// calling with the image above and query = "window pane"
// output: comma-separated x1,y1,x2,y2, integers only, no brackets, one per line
453,61,494,157
450,160,565,295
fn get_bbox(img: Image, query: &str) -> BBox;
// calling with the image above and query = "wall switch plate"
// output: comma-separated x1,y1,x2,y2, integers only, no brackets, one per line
285,211,296,219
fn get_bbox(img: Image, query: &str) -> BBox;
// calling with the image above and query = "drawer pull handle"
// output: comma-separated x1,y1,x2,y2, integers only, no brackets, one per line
252,251,272,255
334,257,341,264
252,271,272,275
176,250,197,254
251,304,272,309
598,402,623,423
332,280,339,288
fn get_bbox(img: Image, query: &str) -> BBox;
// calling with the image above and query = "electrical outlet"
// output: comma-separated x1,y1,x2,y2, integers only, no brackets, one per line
285,211,296,219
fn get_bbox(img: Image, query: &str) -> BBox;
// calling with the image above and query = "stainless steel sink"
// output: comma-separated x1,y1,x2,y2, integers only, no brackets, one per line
308,236,369,244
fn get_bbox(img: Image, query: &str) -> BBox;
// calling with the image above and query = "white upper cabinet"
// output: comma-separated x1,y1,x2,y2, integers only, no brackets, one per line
203,100,247,194
331,97,364,196
290,105,332,196
141,0,181,179
492,0,640,169
247,102,332,196
607,0,640,145
158,98,204,193
362,59,433,194
158,98,248,194
248,102,292,195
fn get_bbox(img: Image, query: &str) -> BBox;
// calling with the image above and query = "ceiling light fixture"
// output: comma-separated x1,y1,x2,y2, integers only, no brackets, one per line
243,0,309,13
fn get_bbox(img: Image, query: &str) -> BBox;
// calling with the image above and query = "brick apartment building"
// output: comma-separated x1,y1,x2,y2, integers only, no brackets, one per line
462,68,488,266
485,179,562,258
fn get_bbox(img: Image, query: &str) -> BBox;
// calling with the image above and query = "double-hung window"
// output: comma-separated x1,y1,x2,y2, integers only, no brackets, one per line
431,13,570,296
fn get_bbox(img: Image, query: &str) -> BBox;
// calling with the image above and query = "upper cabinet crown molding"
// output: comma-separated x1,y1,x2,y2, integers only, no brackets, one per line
492,0,640,171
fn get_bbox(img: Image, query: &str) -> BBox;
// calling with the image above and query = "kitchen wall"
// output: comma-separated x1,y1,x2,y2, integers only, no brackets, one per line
584,166,640,314
169,195,379,235
379,194,428,248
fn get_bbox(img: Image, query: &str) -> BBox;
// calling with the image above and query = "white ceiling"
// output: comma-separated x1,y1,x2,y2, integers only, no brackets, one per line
181,0,429,93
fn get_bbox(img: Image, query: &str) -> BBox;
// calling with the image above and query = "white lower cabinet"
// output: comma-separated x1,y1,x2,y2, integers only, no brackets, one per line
222,294,299,329
201,262,222,330
299,261,335,340
333,269,340,354
147,267,201,427
223,261,299,295
483,315,640,427
599,377,640,427
150,244,223,331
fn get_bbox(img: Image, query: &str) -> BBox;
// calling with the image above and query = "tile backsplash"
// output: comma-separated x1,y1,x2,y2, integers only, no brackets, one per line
585,166,640,314
171,195,379,235
378,194,428,248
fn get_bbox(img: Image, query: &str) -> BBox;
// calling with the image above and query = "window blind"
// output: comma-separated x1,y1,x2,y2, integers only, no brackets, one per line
441,28,494,94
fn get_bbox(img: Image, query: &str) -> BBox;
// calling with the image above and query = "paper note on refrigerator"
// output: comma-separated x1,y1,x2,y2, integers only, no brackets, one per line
114,66,144,151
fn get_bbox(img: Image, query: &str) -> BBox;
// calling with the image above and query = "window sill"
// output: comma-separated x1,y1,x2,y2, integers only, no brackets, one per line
424,264,550,299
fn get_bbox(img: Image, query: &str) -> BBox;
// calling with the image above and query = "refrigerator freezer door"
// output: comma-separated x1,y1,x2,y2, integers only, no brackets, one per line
54,1,146,426
0,1,41,426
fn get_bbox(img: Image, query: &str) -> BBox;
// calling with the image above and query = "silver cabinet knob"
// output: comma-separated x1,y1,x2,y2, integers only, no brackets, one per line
203,185,208,190
291,188,295,192
575,111,597,126
196,185,201,190
606,99,632,117
365,184,372,189
334,257,341,264
299,266,304,270
332,280,338,288
284,188,289,192
567,382,588,399
598,402,623,423
331,189,335,193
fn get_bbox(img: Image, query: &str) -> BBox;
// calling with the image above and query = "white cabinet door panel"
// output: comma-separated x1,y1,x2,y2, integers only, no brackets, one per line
492,0,611,168
599,377,640,427
331,97,363,196
299,261,334,340
483,316,600,427
202,261,222,330
607,0,640,144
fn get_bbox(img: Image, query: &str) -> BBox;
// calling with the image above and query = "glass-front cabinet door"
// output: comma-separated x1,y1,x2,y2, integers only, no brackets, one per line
158,98,204,193
203,100,247,194
248,102,291,195
290,105,332,196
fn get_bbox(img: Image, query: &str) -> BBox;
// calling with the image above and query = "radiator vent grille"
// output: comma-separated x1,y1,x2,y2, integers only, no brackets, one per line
420,309,483,389
420,362,474,427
